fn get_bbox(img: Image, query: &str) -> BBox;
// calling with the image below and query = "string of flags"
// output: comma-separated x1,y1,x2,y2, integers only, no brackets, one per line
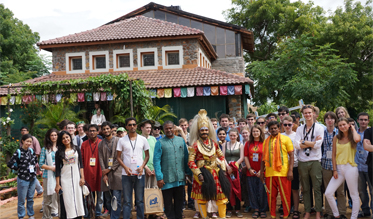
0,84,252,105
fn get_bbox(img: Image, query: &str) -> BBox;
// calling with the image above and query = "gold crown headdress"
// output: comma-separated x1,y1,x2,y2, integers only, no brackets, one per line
197,109,209,130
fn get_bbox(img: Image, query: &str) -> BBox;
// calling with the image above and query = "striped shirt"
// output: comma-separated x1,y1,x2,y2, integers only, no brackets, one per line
39,147,56,178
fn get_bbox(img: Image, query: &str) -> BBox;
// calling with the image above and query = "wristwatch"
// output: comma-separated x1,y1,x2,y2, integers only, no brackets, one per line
302,140,305,145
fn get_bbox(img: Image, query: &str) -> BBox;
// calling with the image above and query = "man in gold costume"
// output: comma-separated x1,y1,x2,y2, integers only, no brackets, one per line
188,109,231,219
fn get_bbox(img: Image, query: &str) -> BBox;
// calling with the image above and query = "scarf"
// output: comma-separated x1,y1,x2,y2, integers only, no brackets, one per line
263,134,283,172
46,149,56,195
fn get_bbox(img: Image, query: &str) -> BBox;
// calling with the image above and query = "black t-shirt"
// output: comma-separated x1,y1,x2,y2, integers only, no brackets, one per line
364,128,373,181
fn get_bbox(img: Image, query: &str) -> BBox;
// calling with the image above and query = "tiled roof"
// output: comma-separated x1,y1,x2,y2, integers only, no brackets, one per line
37,16,203,46
0,67,253,95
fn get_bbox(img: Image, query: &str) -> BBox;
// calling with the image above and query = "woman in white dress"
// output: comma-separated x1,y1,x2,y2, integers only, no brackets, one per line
55,130,85,219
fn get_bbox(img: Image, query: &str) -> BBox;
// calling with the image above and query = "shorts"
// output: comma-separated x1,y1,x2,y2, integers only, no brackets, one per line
291,167,299,190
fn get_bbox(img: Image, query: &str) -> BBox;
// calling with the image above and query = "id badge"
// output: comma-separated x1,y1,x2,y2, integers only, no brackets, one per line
326,151,332,159
131,156,137,164
253,153,259,162
29,165,35,173
359,150,365,155
90,158,96,166
108,158,113,167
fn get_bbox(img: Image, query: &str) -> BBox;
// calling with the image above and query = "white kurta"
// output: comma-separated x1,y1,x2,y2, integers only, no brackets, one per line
61,150,85,218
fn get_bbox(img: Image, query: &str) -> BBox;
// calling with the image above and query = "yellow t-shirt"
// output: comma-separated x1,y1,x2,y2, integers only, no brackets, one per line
336,140,357,167
264,134,294,177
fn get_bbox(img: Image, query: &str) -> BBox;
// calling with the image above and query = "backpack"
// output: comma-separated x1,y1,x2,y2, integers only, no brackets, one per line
14,148,34,168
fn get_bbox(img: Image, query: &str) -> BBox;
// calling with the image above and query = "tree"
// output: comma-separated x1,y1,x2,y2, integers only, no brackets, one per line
0,4,49,85
316,0,373,114
224,0,325,62
249,34,357,110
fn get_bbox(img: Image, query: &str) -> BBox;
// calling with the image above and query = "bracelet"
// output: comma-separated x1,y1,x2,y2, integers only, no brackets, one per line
248,167,252,171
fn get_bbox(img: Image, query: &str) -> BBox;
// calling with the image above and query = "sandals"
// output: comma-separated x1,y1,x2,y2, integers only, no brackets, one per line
292,211,300,219
252,211,259,218
260,212,267,218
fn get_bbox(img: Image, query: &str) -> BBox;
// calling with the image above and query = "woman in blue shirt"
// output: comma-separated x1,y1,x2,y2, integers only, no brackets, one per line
39,128,59,219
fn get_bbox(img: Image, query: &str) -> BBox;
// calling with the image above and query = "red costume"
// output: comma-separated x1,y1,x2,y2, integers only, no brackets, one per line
81,138,102,191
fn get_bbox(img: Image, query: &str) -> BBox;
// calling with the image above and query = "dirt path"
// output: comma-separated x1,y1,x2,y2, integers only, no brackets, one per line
1,195,355,219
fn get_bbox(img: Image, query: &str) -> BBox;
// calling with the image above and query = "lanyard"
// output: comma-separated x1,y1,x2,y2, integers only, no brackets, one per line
105,138,114,155
326,130,336,147
303,123,315,141
128,135,137,154
89,139,98,157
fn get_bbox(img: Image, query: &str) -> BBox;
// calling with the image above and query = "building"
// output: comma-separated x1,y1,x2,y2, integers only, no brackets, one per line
0,2,254,122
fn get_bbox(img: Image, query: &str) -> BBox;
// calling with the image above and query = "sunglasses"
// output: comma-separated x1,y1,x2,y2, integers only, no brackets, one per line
283,123,292,127
153,127,160,130
278,113,287,116
257,122,265,125
127,124,137,127
76,121,84,125
302,105,313,109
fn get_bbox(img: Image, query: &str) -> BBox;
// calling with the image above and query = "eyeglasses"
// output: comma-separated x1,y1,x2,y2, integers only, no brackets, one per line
278,113,287,116
127,124,137,127
268,116,275,120
257,122,265,125
283,123,292,127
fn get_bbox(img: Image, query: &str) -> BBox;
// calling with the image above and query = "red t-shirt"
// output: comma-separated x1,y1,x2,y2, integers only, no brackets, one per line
244,141,263,177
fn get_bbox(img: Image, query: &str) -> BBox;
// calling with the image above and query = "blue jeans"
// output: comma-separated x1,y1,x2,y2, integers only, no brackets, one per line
17,177,36,218
358,171,373,215
34,176,43,194
122,175,145,219
104,190,122,219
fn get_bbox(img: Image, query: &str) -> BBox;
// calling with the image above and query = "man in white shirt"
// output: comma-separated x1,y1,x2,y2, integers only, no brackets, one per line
66,121,82,149
294,105,324,219
116,117,149,219
91,108,106,126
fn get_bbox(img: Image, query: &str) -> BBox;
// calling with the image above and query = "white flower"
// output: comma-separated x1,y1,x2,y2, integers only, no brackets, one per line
9,108,13,112
0,141,2,144
2,122,5,125
6,117,10,121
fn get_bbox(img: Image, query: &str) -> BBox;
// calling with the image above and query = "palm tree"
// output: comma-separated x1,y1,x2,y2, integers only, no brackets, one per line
36,98,86,129
146,104,177,125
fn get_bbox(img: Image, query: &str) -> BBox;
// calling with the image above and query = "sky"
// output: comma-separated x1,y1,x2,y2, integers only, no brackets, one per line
1,0,368,56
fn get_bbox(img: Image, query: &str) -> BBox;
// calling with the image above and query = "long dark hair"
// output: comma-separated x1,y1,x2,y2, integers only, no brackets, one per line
44,128,59,151
336,118,357,149
56,130,76,161
249,124,265,144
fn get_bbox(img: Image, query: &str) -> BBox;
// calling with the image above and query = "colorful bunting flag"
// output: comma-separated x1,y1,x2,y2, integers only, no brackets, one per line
56,94,62,102
107,92,113,101
173,88,181,97
78,93,85,102
234,85,242,95
100,92,107,101
42,95,48,104
203,87,211,96
150,90,157,99
181,88,187,98
227,86,235,95
10,96,15,105
1,97,7,105
85,93,93,102
35,95,42,101
93,92,100,101
165,88,172,98
70,93,77,102
16,96,22,105
187,87,194,97
211,86,219,96
157,89,165,98
196,87,203,96
220,86,227,96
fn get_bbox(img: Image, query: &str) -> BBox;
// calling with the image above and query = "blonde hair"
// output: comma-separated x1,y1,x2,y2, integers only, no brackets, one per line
282,116,293,123
335,106,350,119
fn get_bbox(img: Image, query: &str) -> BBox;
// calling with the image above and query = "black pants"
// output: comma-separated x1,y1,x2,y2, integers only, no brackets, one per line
162,185,184,219
227,196,241,211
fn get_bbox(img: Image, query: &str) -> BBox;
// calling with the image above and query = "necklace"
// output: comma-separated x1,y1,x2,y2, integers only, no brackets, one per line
199,138,213,152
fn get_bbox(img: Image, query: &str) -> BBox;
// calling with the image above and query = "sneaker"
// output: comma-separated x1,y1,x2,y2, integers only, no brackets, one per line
226,211,232,218
193,212,200,219
348,200,353,209
236,211,243,218
212,212,218,218
29,217,35,219
39,207,43,213
51,213,58,217
102,210,109,217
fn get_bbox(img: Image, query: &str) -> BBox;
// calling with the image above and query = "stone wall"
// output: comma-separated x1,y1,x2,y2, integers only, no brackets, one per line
52,39,201,71
211,57,245,73
228,95,242,119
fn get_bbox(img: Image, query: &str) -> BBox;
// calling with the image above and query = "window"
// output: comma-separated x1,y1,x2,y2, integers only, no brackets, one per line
137,48,158,70
113,49,133,71
89,51,109,72
66,52,86,74
162,46,183,69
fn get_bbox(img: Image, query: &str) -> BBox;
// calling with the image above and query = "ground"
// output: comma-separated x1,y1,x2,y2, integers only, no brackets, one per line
0,195,356,219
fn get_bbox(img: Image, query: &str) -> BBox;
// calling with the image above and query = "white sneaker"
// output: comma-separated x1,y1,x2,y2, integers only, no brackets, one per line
193,212,200,218
212,212,218,218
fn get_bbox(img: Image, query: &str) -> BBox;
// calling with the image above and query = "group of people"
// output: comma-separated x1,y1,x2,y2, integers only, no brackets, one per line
6,104,373,219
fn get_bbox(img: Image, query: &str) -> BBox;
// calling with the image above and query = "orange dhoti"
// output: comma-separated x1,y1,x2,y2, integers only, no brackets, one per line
266,176,291,218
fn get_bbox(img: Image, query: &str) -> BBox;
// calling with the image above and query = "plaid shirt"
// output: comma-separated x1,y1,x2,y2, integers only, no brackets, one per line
321,128,338,170
39,147,56,178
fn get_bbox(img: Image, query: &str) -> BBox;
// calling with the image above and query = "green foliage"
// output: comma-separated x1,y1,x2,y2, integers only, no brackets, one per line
1,135,19,158
224,0,325,62
146,105,177,125
249,34,357,110
19,73,153,124
257,102,278,115
36,98,86,129
0,151,8,178
0,4,49,85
